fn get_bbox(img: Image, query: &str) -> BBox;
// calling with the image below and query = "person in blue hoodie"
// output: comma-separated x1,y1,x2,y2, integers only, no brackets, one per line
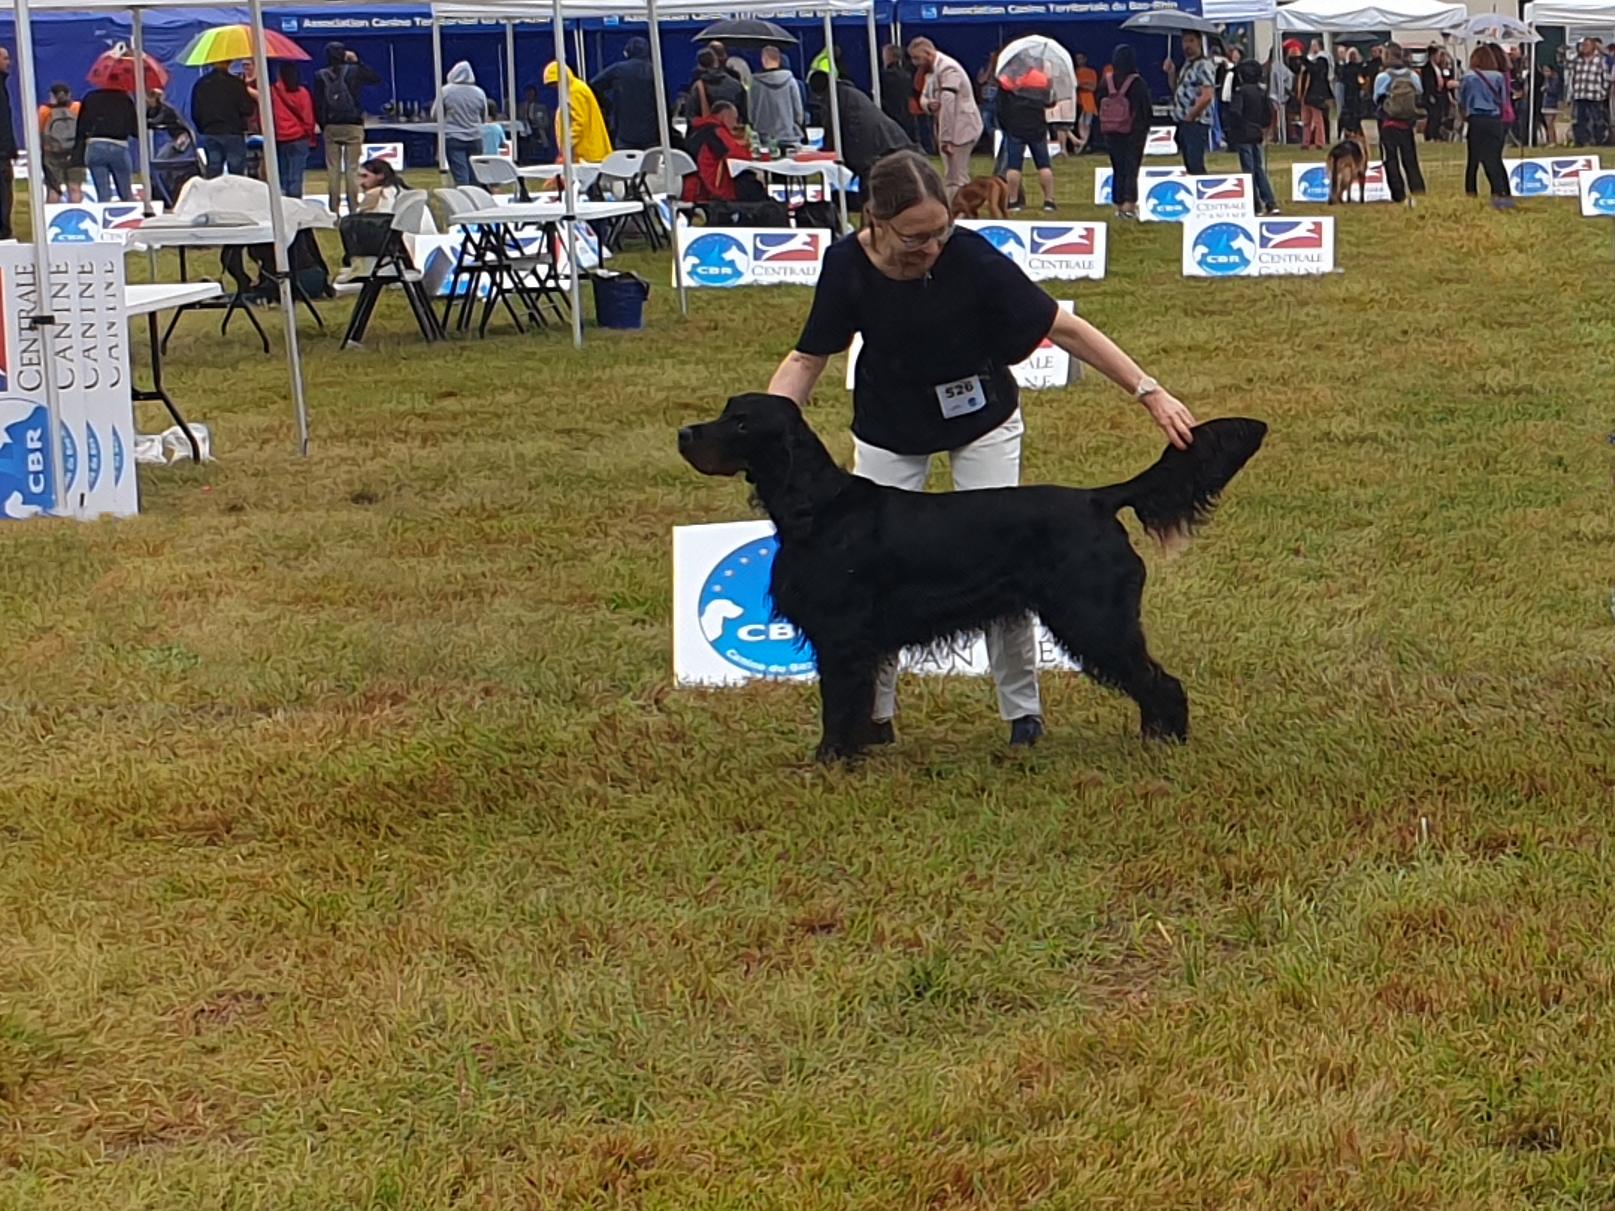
589,36,660,150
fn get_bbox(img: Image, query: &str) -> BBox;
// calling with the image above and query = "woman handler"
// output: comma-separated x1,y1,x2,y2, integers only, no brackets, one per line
766,149,1195,749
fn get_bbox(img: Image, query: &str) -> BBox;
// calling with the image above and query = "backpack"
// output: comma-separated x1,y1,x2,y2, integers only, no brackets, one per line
42,103,76,156
1382,70,1423,122
1099,74,1138,136
322,67,354,120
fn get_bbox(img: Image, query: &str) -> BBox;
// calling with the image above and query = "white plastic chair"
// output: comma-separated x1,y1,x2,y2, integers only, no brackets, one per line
340,190,445,348
639,148,699,241
471,154,528,200
595,148,664,249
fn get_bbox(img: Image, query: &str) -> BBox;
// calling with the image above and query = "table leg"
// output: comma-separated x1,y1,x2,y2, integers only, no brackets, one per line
220,288,273,355
133,310,203,464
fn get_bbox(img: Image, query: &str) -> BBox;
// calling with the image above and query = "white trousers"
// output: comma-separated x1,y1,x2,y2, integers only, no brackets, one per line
852,410,1042,722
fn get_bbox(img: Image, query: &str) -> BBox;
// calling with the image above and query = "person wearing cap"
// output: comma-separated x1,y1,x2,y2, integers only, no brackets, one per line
589,36,660,150
314,42,379,214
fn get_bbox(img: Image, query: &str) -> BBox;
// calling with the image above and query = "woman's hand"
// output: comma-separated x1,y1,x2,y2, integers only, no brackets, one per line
1044,309,1196,448
1142,389,1196,449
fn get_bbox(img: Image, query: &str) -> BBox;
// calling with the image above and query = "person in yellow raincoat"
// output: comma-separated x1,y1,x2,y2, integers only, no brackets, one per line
543,61,614,162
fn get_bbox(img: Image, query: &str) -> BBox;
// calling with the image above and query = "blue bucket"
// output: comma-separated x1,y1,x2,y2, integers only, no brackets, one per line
591,271,651,330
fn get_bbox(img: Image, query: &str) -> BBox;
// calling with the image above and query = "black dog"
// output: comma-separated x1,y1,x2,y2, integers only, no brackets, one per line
679,395,1266,762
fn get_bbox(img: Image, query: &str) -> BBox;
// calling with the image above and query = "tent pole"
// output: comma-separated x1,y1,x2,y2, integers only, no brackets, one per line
248,0,310,454
823,11,849,231
1527,38,1536,149
552,0,582,348
575,25,586,80
131,8,154,218
431,18,447,181
646,0,686,314
506,21,520,155
867,6,880,105
247,0,310,456
12,0,71,515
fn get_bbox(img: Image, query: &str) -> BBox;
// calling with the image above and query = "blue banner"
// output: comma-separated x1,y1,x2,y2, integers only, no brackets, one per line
898,0,1199,21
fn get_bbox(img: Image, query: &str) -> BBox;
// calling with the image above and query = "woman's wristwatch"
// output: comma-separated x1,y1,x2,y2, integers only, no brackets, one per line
1134,375,1162,401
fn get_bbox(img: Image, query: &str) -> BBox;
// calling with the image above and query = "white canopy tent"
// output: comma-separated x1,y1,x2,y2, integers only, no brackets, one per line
1275,0,1468,31
1523,0,1615,30
432,0,871,330
1202,0,1279,22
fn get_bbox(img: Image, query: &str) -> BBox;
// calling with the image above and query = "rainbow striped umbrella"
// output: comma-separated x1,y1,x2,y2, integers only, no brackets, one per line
179,24,310,67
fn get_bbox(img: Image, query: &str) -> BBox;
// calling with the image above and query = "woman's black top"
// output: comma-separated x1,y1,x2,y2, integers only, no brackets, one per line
795,227,1060,456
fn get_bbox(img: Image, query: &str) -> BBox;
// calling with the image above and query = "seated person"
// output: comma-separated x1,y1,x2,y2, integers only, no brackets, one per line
682,101,757,204
355,158,404,213
337,159,407,282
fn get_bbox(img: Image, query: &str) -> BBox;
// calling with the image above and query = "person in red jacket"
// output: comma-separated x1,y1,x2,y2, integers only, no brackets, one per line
270,62,319,199
682,101,751,205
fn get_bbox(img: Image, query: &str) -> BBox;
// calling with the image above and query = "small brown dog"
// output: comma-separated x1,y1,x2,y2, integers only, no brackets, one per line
1326,131,1370,204
950,175,1011,219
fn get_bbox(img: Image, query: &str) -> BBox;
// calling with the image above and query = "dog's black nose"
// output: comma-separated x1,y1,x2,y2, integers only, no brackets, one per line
677,426,694,447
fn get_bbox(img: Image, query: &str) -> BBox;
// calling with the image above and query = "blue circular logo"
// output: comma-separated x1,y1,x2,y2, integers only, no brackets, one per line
699,535,816,677
1192,222,1255,276
87,425,103,491
683,232,750,287
1591,176,1615,215
1298,166,1329,202
48,208,99,243
974,224,1027,264
113,428,126,485
61,426,77,488
1510,161,1549,196
1145,179,1193,220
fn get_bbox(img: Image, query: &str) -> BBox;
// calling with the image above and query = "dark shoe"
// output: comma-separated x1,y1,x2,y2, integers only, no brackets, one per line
1042,201,1058,213
869,719,897,747
1264,205,1282,216
1009,715,1045,748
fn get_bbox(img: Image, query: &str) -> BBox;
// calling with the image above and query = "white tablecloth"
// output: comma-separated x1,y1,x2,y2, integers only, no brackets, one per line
729,158,854,189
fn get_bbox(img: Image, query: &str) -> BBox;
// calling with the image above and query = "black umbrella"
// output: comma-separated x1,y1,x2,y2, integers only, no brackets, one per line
693,18,799,46
1119,10,1220,34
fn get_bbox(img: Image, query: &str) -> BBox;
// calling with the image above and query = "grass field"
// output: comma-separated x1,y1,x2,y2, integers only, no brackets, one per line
3,141,1615,1209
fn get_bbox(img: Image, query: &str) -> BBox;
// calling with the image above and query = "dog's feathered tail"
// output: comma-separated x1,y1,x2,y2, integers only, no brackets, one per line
1095,417,1268,553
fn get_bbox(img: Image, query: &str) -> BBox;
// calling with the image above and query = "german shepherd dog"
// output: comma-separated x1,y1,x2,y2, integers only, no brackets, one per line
1327,130,1370,204
950,175,1012,219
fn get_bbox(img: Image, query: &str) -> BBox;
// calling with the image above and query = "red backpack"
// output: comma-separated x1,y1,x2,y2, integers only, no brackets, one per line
1100,74,1139,136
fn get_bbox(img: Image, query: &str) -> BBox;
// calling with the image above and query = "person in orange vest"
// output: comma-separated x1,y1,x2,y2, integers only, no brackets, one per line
1074,52,1099,152
996,63,1056,211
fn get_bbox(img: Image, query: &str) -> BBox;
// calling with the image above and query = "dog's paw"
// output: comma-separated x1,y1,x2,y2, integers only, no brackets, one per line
1142,721,1188,744
815,742,868,765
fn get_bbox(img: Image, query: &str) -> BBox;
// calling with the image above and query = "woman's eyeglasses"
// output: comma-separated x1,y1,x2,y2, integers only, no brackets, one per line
886,222,954,251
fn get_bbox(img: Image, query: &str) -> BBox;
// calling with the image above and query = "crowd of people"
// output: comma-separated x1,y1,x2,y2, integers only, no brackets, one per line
0,23,1604,240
